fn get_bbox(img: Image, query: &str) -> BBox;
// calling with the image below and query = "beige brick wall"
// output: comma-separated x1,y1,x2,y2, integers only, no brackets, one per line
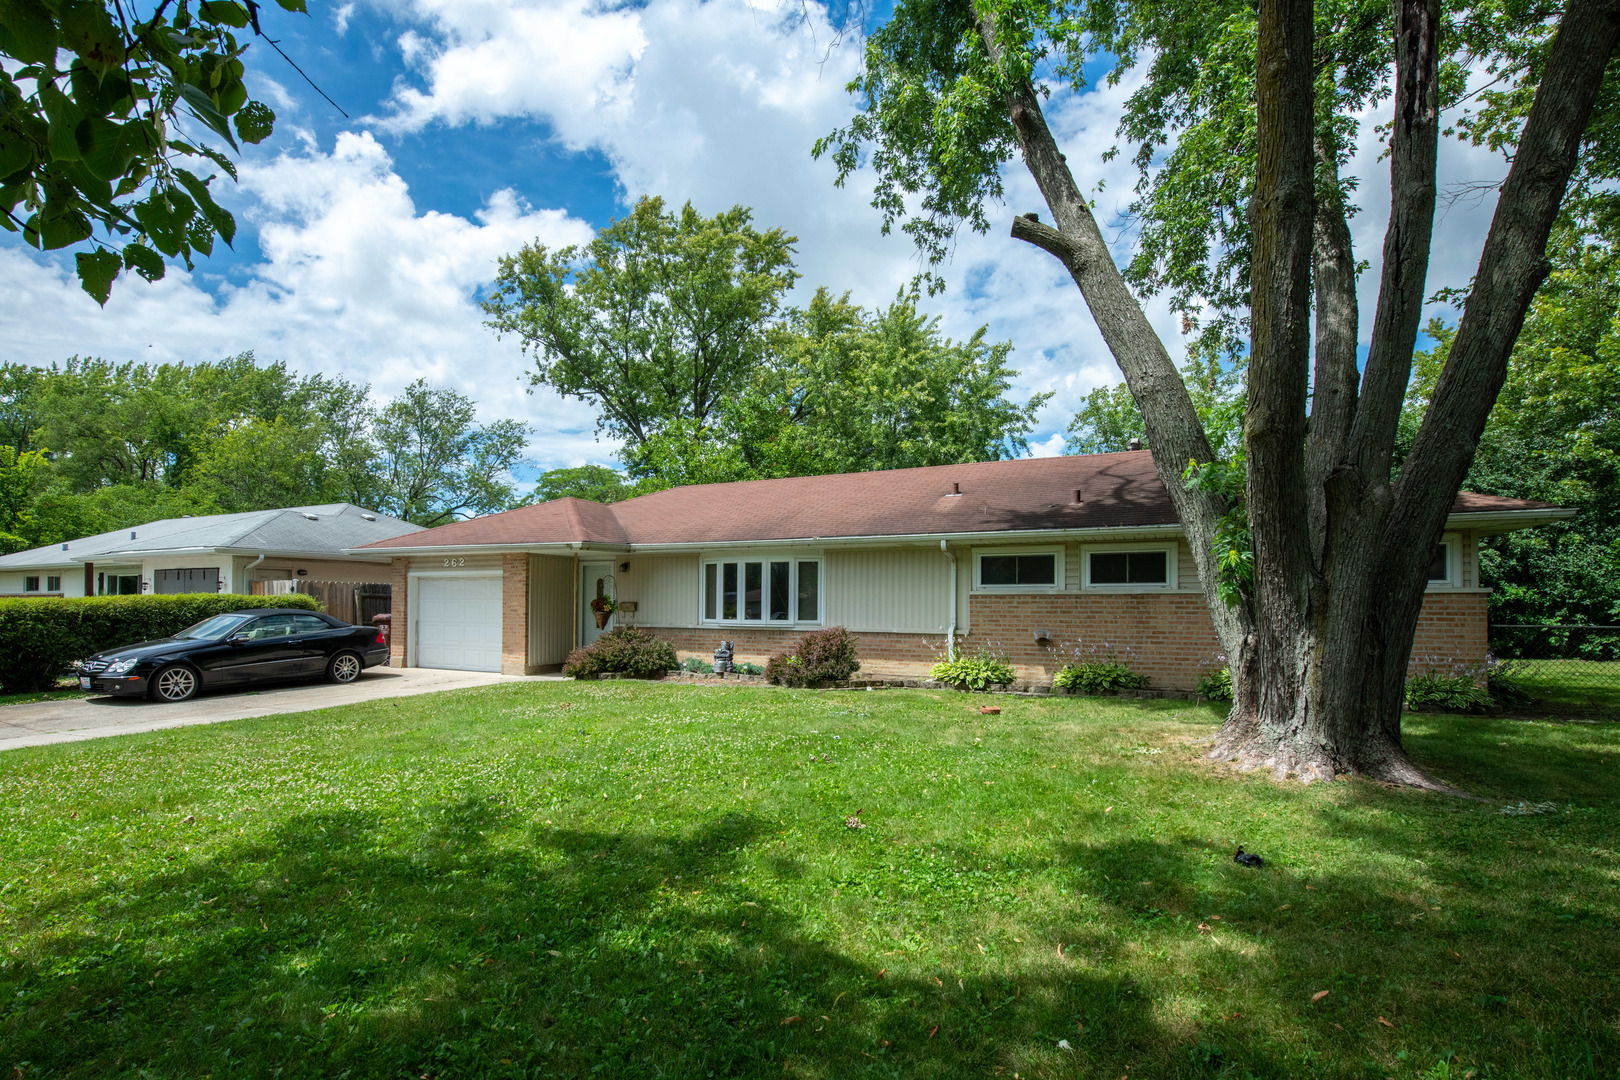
1409,591,1490,670
389,557,409,667
502,553,532,675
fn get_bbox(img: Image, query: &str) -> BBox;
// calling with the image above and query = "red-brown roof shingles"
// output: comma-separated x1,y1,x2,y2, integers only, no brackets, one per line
360,451,1560,550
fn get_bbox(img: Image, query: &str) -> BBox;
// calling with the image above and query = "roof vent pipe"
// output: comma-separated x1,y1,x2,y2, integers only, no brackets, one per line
130,530,136,539
951,482,961,495
1073,488,1083,505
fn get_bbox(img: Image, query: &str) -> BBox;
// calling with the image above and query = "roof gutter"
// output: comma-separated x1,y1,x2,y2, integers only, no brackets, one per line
341,507,1573,557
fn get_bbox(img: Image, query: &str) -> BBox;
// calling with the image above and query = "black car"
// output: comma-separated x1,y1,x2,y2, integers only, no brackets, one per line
78,608,391,702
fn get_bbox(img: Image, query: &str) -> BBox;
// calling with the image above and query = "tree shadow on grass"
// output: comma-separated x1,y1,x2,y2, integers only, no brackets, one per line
3,798,1174,1080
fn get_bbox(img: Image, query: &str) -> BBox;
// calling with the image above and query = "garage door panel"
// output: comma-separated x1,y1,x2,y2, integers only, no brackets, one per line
416,575,502,672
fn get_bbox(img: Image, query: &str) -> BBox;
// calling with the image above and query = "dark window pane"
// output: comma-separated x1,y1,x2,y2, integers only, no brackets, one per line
1127,551,1167,584
1090,552,1129,584
705,563,717,620
797,561,819,621
744,562,763,620
1427,544,1449,581
980,555,1018,586
770,561,790,620
24,577,38,591
1016,554,1056,585
722,563,738,620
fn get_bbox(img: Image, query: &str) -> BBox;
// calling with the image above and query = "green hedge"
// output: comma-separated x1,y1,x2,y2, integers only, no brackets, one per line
0,594,324,693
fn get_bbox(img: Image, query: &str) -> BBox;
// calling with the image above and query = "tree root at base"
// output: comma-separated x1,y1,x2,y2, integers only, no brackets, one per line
1204,725,1469,795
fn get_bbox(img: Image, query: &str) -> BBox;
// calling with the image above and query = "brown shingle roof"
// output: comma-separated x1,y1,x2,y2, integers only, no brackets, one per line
359,451,1562,550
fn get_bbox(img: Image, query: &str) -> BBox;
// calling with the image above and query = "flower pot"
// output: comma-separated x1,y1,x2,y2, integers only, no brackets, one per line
593,611,610,629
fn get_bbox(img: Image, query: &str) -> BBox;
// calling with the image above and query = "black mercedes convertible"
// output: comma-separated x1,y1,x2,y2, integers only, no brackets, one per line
78,608,391,702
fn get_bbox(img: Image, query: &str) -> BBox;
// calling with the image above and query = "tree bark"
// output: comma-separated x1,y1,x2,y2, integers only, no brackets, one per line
976,6,1261,730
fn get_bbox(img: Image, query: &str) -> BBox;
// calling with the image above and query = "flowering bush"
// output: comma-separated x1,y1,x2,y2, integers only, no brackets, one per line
930,648,1016,691
562,627,676,678
766,627,861,687
1053,640,1149,693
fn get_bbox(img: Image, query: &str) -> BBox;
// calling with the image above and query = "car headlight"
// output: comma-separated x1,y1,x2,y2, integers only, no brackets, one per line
106,658,138,675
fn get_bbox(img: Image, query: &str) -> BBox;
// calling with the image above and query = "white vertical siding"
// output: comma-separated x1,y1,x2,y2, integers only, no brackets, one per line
528,555,575,666
623,554,699,628
1177,538,1203,592
825,548,952,633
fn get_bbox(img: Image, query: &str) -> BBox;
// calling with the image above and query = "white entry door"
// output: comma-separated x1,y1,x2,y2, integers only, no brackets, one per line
579,563,614,647
415,574,502,672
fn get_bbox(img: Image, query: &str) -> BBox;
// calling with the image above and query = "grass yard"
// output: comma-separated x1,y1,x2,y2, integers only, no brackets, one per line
1494,659,1620,718
1,684,1616,1080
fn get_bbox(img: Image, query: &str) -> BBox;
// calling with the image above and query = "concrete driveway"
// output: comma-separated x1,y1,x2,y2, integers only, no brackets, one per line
0,667,546,752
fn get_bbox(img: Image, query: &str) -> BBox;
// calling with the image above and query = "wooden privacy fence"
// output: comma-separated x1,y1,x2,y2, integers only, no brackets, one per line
249,580,392,625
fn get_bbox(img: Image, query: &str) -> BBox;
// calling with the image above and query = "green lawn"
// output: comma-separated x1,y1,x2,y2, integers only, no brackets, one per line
1,684,1616,1080
1494,659,1620,718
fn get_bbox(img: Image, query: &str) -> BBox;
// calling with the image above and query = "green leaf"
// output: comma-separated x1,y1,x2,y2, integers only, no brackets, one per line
0,117,36,179
275,0,309,12
123,241,165,282
133,194,184,257
174,167,235,247
58,0,127,72
186,215,213,256
0,0,60,66
177,82,239,151
233,100,275,144
170,139,237,182
199,1,251,29
75,247,122,305
40,208,92,250
75,115,129,181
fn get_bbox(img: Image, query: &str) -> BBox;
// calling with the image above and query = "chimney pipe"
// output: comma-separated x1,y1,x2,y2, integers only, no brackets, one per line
1073,488,1083,504
951,482,960,495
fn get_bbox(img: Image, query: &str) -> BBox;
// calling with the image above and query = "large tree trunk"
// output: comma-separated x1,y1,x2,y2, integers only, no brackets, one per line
1222,0,1619,786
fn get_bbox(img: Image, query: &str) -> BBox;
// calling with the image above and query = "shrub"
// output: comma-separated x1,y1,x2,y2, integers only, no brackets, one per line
1404,653,1493,713
930,648,1016,691
0,593,324,693
1053,640,1150,693
562,627,678,679
1194,664,1233,701
765,626,861,687
1405,672,1493,713
679,656,713,674
734,661,764,676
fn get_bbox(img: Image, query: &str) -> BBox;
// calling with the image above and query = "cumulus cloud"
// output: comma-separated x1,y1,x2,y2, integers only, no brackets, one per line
0,132,604,466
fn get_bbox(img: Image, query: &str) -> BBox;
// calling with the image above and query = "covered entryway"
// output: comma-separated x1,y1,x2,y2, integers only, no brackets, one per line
414,574,502,672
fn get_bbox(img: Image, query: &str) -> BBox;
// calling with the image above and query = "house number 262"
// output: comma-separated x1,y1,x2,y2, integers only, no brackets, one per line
442,557,467,567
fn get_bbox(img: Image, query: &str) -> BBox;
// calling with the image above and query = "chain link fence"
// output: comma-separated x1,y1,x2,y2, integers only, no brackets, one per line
1488,625,1620,717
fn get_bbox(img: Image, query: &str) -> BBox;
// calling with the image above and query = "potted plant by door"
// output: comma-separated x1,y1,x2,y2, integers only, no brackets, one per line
590,595,618,629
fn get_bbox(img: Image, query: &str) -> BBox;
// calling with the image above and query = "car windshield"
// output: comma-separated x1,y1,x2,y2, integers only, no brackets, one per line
173,614,254,640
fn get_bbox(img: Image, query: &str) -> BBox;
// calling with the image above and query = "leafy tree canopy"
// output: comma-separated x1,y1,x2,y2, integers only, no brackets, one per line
526,464,637,505
1,0,308,304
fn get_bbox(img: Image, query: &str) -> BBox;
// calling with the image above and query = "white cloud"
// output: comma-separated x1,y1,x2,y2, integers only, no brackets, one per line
0,132,604,469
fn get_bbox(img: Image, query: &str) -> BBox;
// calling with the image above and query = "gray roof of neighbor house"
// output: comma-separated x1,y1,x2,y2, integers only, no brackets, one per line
357,451,1572,554
0,504,424,571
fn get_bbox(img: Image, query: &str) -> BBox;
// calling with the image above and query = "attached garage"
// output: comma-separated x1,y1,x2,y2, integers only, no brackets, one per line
413,573,502,672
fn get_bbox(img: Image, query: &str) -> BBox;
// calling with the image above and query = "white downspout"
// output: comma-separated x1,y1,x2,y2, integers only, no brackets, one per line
941,539,957,659
242,553,266,594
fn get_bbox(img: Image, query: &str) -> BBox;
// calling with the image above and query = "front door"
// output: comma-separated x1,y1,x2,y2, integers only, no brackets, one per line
579,563,614,646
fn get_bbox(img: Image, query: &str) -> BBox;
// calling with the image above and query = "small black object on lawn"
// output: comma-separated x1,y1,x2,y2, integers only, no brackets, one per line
1234,846,1264,868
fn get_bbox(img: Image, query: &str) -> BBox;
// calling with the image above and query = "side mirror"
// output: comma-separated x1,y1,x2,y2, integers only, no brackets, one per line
228,633,251,645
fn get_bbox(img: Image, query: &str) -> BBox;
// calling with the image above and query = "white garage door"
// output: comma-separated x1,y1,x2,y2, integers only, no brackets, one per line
415,575,503,672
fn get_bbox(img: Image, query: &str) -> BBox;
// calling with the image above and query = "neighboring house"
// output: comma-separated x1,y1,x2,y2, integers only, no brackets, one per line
0,504,423,600
356,452,1570,687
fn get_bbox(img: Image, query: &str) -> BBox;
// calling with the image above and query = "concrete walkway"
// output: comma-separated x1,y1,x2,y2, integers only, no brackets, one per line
0,667,558,752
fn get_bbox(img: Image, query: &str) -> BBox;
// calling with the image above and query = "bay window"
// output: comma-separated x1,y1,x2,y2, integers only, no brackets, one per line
703,557,821,624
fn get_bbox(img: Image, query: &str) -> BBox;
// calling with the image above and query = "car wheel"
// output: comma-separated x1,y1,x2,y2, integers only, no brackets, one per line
327,651,363,684
150,664,200,702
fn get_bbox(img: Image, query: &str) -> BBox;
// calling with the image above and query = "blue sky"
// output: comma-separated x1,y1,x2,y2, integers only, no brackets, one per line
0,0,1510,489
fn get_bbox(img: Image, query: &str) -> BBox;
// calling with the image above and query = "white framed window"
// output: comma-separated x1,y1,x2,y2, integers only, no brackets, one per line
1081,542,1178,591
1426,533,1462,589
973,546,1064,592
23,576,39,592
702,556,822,625
46,575,61,592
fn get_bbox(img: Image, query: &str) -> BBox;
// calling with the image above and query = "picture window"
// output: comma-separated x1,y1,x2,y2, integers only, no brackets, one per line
703,558,821,624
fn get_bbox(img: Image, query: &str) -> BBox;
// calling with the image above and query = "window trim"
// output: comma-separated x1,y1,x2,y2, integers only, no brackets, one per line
45,575,61,592
1426,533,1462,589
23,576,39,592
1080,541,1179,592
971,546,1066,594
698,553,824,627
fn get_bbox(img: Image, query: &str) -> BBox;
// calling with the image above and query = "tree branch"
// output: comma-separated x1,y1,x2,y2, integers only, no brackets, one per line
1347,0,1442,481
